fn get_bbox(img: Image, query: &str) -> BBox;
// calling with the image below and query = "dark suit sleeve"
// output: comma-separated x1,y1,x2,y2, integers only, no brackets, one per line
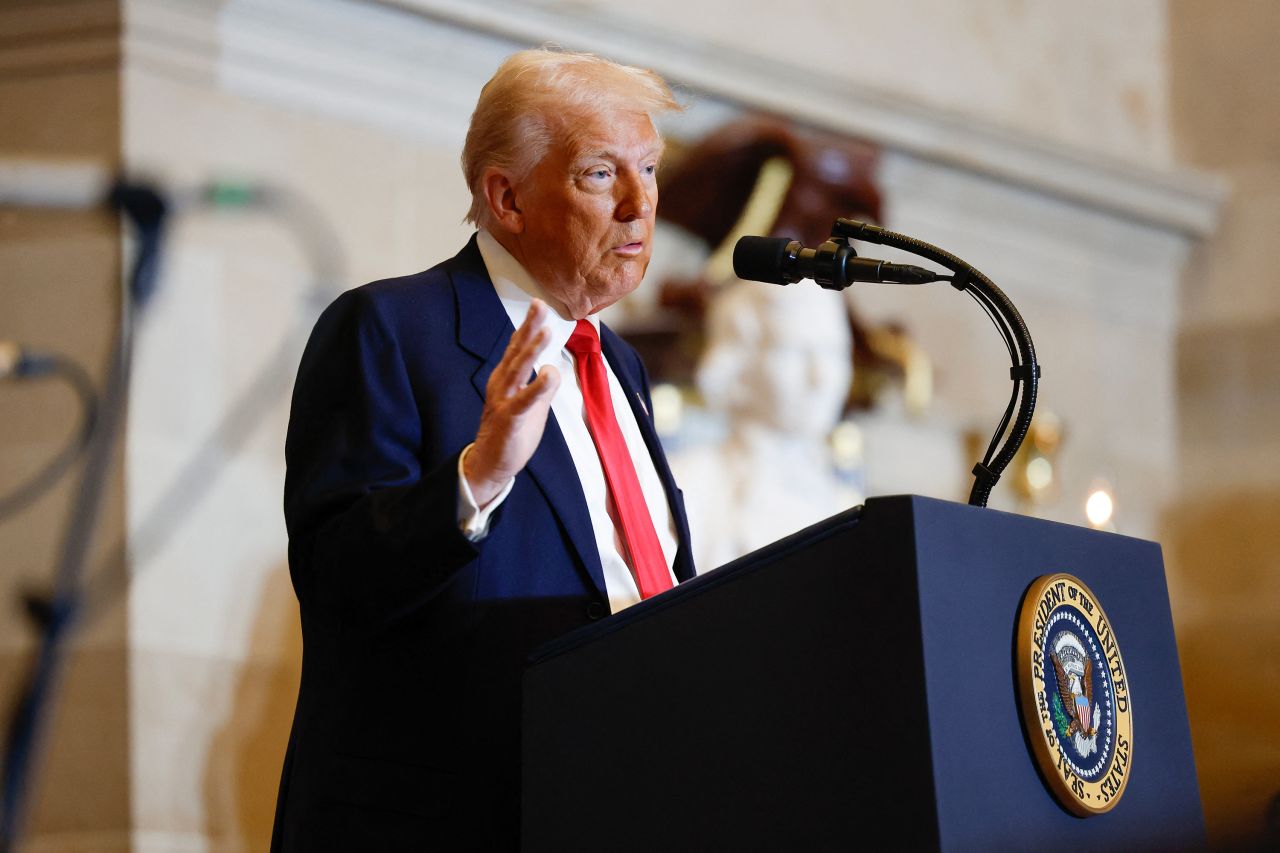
283,288,479,632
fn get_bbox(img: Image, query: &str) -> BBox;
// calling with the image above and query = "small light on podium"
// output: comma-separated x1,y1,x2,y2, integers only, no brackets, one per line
829,421,865,471
1025,456,1053,492
1009,412,1063,506
1085,485,1116,530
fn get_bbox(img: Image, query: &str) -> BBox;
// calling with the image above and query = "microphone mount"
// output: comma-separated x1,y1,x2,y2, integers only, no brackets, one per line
733,218,1040,508
733,233,948,289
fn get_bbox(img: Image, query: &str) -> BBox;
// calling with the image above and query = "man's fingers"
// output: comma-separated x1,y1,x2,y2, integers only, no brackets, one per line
491,302,550,395
537,362,560,396
509,299,546,356
511,299,544,346
505,326,550,394
508,364,560,413
490,329,528,392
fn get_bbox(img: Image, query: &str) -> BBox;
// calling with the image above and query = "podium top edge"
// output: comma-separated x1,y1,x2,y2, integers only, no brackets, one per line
525,503,866,668
524,496,1159,669
875,494,1160,547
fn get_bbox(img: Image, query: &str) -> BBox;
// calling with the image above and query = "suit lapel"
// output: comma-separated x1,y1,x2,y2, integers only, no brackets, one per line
450,237,609,600
600,325,697,583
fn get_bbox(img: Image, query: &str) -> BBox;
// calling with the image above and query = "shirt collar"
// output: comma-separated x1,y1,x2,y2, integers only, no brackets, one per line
476,229,600,363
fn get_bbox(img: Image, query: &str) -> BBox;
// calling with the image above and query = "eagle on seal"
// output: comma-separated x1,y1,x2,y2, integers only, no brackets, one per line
1052,652,1096,738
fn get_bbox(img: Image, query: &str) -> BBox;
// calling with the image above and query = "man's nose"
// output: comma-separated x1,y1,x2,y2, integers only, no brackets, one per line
614,172,652,222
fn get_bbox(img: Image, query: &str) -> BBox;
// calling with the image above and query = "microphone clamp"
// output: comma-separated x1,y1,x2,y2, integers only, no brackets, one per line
732,235,948,290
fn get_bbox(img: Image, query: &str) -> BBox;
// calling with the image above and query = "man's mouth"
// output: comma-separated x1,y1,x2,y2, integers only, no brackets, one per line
613,241,645,257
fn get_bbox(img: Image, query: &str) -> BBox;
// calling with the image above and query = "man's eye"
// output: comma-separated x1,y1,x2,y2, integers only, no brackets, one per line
588,169,611,180
643,164,658,176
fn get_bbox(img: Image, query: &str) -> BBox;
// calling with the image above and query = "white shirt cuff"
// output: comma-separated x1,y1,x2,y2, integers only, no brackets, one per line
456,443,515,542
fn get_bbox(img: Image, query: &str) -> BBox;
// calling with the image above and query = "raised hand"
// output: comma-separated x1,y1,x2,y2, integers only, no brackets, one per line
463,299,562,506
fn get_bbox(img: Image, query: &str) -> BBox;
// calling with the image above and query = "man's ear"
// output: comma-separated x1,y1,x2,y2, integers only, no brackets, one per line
481,167,524,234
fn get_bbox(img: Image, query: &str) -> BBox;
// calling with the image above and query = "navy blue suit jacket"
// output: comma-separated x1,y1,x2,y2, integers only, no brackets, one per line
271,236,694,851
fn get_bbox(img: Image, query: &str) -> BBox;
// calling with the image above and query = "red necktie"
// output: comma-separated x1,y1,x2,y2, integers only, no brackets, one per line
565,320,673,599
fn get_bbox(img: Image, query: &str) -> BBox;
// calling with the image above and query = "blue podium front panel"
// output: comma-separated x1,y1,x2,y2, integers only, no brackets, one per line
906,496,1203,851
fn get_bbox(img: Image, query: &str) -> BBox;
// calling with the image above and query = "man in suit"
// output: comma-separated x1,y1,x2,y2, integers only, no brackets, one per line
271,49,693,850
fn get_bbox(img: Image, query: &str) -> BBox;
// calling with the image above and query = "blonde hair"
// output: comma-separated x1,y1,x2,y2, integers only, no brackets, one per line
461,48,682,227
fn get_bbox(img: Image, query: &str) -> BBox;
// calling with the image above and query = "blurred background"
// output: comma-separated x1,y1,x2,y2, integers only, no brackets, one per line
1,0,1276,849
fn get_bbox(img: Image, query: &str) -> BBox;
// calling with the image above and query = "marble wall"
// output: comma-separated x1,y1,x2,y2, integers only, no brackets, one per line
1163,1,1280,844
586,0,1174,165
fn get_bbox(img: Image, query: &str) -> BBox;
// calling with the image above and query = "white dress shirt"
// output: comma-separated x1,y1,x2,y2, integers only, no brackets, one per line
455,230,679,613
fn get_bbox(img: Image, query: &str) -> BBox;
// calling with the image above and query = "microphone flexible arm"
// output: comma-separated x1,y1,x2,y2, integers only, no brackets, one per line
830,218,1039,507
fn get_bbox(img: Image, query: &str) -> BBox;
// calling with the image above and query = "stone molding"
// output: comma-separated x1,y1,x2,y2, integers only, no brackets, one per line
116,0,1228,238
384,0,1227,237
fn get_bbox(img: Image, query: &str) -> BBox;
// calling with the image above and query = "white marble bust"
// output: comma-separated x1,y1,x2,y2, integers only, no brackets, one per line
673,280,860,573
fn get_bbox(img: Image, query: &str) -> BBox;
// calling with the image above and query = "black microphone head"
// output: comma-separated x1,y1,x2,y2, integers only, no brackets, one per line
732,236,793,285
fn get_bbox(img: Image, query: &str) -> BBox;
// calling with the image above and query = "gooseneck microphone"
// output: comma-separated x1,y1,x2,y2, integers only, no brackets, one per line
732,235,947,289
730,218,1040,510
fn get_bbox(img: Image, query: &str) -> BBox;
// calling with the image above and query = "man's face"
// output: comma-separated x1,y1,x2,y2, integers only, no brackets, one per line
507,109,662,319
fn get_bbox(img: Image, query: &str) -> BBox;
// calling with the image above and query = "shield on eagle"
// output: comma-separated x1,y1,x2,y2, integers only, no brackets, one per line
1051,633,1096,740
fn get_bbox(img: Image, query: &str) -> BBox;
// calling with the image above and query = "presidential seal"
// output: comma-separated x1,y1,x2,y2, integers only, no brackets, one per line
1016,573,1133,816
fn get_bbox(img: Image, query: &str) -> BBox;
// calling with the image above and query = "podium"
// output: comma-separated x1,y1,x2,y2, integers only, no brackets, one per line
522,495,1204,851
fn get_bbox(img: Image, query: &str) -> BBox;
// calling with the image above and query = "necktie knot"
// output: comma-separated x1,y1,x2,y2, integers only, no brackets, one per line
566,319,601,356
